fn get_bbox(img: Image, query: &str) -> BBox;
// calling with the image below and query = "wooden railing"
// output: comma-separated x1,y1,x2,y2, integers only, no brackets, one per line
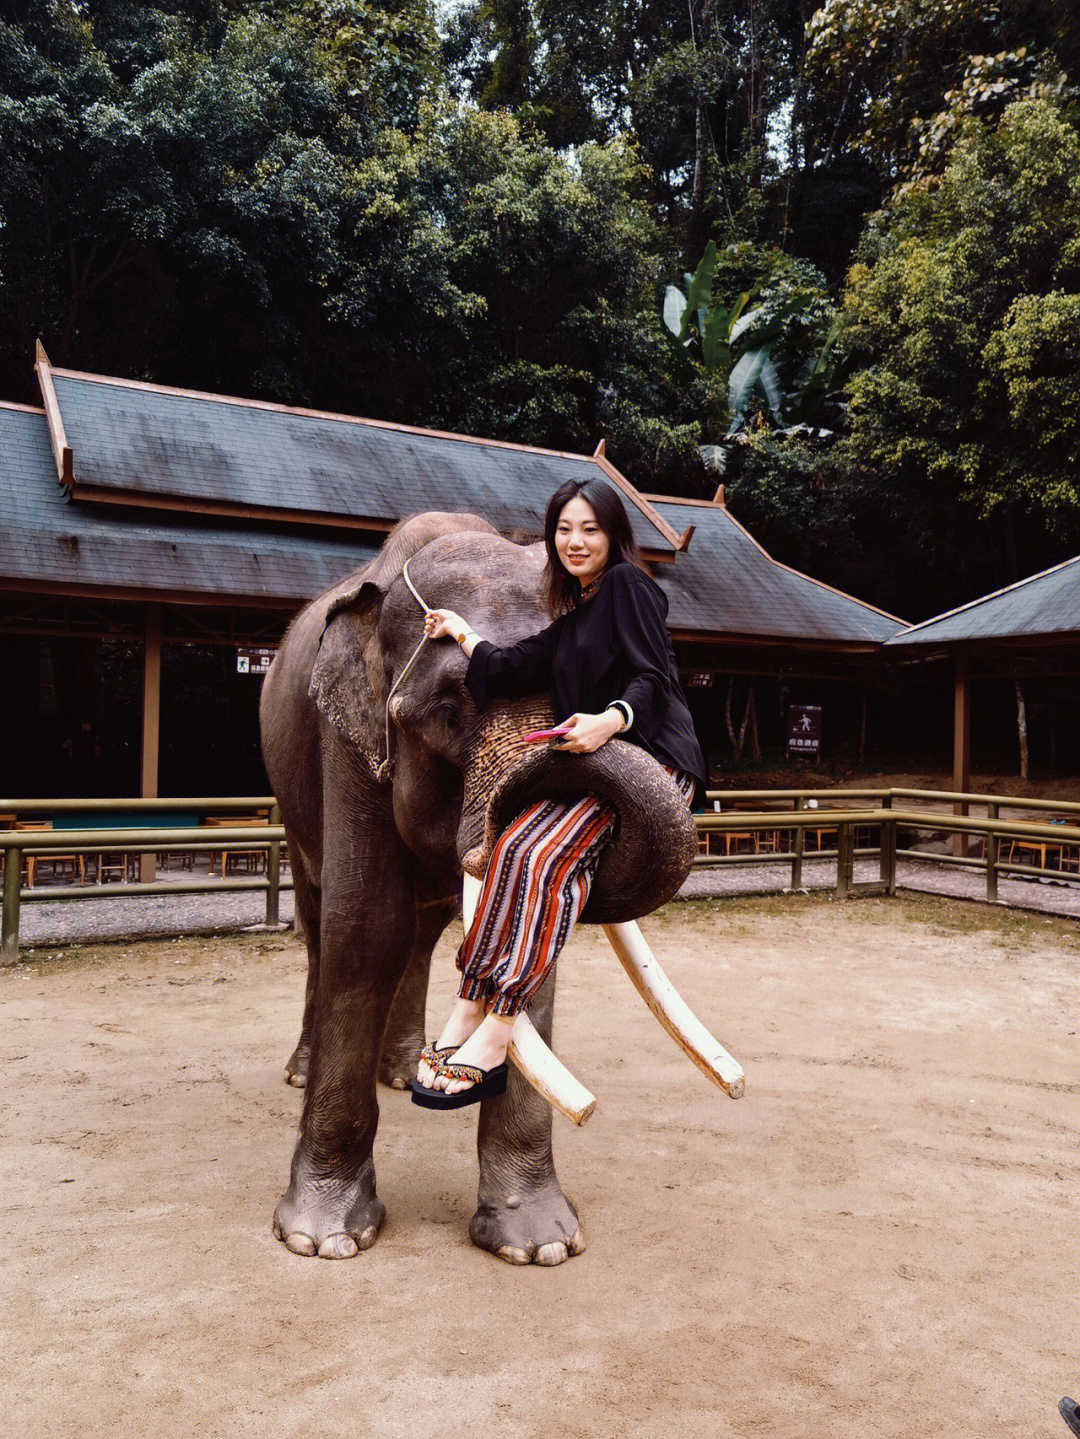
2,788,1078,962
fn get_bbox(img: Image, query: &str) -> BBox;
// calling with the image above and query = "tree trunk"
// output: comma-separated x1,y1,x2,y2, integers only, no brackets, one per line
745,685,761,761
688,0,716,264
1014,681,1029,781
725,678,740,759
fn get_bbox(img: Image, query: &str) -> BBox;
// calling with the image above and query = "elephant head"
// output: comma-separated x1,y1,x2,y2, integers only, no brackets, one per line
310,516,697,924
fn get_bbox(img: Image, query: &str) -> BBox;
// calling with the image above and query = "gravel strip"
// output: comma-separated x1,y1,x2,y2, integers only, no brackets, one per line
13,853,1080,952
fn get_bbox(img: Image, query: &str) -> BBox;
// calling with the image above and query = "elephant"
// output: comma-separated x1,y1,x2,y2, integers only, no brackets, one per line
259,510,700,1264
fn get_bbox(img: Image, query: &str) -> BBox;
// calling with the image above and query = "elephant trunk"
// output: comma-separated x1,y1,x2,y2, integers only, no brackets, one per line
458,730,696,924
458,696,555,867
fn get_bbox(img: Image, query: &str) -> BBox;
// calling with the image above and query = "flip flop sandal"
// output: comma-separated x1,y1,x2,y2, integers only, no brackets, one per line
410,1060,509,1110
1060,1398,1080,1438
419,1042,458,1072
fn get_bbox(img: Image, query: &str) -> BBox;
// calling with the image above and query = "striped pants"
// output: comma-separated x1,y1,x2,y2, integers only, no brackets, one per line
457,767,695,1017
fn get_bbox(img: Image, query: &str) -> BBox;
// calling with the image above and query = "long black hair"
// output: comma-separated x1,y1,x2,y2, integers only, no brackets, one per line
542,478,647,617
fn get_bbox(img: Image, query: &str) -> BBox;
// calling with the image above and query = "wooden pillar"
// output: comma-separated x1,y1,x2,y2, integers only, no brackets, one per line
140,603,163,882
952,653,971,858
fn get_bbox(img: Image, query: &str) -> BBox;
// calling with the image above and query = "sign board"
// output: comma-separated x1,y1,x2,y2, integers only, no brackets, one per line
686,671,714,689
787,704,822,756
236,646,276,676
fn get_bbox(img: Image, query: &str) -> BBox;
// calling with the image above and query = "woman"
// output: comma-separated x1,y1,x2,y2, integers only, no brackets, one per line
411,478,706,1109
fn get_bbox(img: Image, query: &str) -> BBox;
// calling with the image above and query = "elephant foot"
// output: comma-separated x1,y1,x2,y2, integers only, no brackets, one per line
273,1163,386,1259
378,1035,424,1091
283,1039,309,1088
469,1184,586,1267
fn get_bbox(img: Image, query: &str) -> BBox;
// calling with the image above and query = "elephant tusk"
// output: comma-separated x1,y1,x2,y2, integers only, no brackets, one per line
603,921,745,1100
462,875,597,1126
505,1015,597,1127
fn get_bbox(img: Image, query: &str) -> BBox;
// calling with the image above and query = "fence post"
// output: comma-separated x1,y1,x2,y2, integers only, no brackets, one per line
879,794,893,889
836,824,852,899
792,798,806,890
266,805,281,928
2,845,22,964
986,803,998,902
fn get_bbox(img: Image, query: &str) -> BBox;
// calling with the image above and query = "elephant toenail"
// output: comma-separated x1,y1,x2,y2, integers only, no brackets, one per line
358,1225,379,1250
318,1234,358,1259
534,1242,569,1266
495,1244,532,1265
567,1226,587,1255
285,1232,317,1256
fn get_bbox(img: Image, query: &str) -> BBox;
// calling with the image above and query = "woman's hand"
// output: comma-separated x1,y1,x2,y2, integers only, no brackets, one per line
553,710,624,754
424,609,469,641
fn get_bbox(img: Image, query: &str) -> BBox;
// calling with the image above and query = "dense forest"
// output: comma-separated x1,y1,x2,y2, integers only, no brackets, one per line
3,0,1080,619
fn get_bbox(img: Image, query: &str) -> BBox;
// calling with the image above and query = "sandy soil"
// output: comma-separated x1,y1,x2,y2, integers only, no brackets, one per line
3,893,1078,1439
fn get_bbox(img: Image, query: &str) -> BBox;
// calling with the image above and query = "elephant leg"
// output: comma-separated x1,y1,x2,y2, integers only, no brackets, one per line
471,967,585,1267
284,859,321,1089
274,811,416,1260
379,887,458,1090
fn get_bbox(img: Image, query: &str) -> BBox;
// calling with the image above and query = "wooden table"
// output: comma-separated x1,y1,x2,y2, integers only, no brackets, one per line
1003,837,1061,871
205,815,272,878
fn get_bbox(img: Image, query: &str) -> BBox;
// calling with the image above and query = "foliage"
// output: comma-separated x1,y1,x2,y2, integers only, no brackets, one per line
4,0,1080,611
834,96,1080,610
0,3,702,488
444,0,809,251
662,240,835,439
804,0,1076,183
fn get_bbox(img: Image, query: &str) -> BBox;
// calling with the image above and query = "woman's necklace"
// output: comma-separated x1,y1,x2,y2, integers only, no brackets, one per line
579,575,603,602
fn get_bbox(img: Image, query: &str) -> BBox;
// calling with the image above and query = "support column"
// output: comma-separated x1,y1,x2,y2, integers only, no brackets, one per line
952,653,971,858
140,603,163,883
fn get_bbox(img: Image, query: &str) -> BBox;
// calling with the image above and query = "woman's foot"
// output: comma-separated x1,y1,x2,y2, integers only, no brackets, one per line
434,1012,515,1096
415,997,486,1088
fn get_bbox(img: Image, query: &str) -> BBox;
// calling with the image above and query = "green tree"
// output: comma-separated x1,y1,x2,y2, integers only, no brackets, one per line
728,97,1080,618
0,0,375,399
338,106,704,486
804,0,1078,184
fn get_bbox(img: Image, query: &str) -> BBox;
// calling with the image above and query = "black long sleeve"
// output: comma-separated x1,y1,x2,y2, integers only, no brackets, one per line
606,566,673,735
464,561,706,797
464,620,560,712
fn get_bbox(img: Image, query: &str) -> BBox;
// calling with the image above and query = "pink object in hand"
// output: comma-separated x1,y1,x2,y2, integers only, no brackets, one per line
523,727,573,744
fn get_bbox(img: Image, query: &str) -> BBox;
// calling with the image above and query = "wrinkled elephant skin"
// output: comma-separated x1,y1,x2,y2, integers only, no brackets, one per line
259,513,694,1263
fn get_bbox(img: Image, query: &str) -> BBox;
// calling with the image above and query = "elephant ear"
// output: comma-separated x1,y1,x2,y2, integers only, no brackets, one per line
309,580,389,779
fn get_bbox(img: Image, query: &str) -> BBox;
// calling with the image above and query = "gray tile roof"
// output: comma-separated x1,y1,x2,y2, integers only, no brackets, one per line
49,370,675,553
2,400,904,644
0,406,378,603
654,500,905,643
887,555,1080,647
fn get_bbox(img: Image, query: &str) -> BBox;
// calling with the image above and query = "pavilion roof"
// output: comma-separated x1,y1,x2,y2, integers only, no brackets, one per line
35,352,685,558
2,356,906,648
647,497,905,645
887,555,1080,649
0,405,378,607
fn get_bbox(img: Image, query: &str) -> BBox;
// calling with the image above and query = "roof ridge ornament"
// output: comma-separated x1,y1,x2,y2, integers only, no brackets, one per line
34,342,74,490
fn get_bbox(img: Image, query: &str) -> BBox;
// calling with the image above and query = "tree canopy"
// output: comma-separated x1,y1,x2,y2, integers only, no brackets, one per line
3,0,1080,617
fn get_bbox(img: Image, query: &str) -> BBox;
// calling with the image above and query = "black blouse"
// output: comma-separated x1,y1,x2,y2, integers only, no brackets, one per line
465,561,707,800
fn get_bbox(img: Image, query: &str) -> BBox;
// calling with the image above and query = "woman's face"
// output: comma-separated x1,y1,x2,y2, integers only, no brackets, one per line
554,495,611,588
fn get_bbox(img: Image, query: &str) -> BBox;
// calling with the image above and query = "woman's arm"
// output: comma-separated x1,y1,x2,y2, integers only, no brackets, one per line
424,609,483,658
424,607,558,705
606,568,673,735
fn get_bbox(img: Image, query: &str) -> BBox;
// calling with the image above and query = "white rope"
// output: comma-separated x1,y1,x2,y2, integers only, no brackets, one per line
376,558,432,782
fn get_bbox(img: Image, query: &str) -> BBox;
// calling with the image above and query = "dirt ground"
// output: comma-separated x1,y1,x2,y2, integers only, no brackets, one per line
3,892,1078,1439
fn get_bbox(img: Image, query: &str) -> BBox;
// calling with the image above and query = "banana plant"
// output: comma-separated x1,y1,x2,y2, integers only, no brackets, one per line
662,242,815,434
781,319,855,428
663,241,752,377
